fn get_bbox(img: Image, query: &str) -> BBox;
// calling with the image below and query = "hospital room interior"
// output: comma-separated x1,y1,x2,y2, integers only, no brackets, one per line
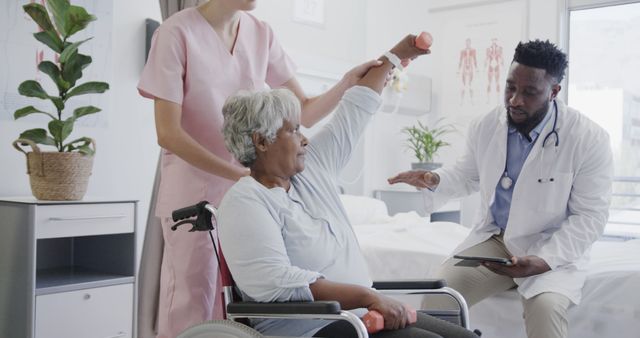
1,0,639,337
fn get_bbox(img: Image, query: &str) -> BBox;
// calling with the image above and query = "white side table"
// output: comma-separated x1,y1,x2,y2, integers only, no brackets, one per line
373,189,461,223
0,197,137,338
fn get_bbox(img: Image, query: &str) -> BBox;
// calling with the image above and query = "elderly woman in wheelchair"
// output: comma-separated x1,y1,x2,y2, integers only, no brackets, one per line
212,35,478,338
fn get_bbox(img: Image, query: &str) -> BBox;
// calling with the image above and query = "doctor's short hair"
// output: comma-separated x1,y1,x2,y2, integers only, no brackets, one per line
512,39,568,83
222,88,301,167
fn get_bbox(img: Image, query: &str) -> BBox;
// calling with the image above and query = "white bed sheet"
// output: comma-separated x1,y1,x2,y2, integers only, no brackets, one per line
354,212,468,279
353,213,640,338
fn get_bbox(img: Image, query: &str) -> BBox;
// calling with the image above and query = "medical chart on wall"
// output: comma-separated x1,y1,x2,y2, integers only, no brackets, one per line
433,0,527,123
0,0,113,128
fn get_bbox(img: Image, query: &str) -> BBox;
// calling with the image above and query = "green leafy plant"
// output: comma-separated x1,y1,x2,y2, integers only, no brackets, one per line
14,0,109,155
402,118,456,163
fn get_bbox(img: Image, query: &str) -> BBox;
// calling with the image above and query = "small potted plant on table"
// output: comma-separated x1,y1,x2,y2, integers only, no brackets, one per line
402,118,456,171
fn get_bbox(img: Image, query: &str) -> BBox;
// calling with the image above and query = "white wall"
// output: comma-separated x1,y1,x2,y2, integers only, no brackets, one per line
0,0,568,240
362,0,565,225
252,0,369,194
252,0,367,74
109,0,162,256
253,0,565,226
254,0,564,193
362,0,563,192
0,0,161,258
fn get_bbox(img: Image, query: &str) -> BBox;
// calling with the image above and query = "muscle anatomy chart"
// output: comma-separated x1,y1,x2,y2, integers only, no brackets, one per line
485,38,504,105
458,38,478,106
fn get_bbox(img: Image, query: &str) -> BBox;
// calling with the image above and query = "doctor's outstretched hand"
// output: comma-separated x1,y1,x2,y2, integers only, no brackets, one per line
387,170,440,190
483,255,551,278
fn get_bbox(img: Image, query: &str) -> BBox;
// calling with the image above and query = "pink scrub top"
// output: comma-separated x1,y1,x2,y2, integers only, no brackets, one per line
138,8,296,216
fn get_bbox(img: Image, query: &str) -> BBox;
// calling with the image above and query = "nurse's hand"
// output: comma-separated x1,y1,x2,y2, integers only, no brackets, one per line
235,167,251,181
483,255,551,278
342,59,386,87
387,170,440,190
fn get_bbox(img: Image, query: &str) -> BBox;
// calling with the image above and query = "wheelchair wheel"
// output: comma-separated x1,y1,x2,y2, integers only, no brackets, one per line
177,319,264,338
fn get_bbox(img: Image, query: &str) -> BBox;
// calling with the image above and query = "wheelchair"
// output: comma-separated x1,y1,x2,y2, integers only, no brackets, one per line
136,157,477,338
160,201,476,338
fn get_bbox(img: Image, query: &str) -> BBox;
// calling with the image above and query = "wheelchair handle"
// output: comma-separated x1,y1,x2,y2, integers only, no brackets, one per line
172,201,210,222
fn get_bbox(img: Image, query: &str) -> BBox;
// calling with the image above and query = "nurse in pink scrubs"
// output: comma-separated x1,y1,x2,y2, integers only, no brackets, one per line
137,1,381,337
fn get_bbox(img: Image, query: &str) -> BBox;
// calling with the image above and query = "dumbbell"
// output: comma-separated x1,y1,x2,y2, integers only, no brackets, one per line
416,31,433,50
400,31,433,68
362,307,418,334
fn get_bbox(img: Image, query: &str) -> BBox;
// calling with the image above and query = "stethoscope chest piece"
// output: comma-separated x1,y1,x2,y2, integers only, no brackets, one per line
500,172,513,190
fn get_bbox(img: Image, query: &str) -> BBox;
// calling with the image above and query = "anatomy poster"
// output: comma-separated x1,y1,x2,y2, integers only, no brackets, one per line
434,0,528,121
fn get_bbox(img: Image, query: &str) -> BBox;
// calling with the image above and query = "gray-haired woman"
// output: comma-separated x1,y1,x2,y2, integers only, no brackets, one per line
217,35,478,338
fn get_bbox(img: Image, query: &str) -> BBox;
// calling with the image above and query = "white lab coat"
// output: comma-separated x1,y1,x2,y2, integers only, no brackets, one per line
427,99,613,304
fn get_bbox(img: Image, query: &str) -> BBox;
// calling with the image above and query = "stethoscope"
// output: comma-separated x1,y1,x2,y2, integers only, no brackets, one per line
500,100,559,190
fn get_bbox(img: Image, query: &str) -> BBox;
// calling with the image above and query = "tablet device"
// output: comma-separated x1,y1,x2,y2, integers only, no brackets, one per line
453,255,513,267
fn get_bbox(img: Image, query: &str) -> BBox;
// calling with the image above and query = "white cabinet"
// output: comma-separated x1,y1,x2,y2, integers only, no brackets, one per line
0,198,137,338
35,284,132,338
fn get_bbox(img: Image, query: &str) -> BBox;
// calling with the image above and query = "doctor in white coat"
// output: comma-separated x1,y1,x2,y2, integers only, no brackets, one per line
388,40,613,338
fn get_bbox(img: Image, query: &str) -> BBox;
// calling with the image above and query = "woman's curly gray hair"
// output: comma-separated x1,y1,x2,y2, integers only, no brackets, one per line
222,88,300,167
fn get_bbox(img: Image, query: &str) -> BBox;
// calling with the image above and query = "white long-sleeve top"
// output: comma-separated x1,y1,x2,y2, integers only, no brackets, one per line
218,86,381,336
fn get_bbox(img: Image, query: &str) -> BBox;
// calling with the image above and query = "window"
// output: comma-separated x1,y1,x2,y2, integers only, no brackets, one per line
568,1,640,238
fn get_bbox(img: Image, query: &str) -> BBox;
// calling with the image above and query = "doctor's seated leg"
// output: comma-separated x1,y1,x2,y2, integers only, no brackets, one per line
433,235,571,338
522,292,571,338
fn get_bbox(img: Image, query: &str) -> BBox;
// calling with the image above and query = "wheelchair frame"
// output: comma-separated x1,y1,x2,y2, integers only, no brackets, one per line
170,203,471,338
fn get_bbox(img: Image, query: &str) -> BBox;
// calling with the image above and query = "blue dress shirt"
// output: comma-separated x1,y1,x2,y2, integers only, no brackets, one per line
491,107,553,230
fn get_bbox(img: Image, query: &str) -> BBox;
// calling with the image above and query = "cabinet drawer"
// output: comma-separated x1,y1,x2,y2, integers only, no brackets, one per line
36,203,134,239
35,283,133,338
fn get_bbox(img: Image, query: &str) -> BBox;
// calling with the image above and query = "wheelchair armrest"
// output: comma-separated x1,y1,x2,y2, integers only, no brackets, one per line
227,301,341,315
372,279,446,290
373,279,471,330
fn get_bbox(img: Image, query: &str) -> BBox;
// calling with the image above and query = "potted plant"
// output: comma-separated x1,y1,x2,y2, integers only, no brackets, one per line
11,0,109,200
402,118,455,171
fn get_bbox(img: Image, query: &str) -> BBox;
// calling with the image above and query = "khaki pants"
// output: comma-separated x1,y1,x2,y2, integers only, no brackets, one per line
436,234,571,338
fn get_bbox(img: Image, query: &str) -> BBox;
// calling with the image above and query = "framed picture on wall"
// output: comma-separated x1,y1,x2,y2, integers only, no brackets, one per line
431,0,529,120
292,0,325,27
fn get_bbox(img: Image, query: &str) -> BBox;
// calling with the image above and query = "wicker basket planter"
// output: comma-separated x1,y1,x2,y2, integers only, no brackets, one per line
13,138,95,201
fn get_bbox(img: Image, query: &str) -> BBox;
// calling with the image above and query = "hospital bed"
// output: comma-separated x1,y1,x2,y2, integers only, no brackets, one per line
341,194,640,338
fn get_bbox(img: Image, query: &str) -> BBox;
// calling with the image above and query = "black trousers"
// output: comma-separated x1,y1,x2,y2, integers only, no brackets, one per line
313,312,478,338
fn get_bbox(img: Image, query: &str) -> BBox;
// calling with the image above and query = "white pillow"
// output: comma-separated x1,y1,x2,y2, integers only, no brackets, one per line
339,194,391,225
